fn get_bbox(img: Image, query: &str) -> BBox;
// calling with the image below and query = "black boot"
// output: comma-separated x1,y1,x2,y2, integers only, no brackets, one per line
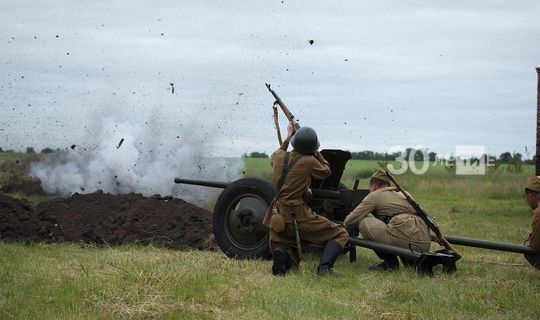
399,257,415,269
272,248,292,276
317,240,343,276
369,251,399,271
525,253,540,270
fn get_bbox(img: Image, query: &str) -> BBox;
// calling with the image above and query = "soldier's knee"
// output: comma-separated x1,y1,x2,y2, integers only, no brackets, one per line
359,219,369,235
334,228,349,248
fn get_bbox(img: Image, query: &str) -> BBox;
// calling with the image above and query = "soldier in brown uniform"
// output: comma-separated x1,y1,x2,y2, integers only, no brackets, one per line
344,170,431,270
524,176,540,252
263,124,349,276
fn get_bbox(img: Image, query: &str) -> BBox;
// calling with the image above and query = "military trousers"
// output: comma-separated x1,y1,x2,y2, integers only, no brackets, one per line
270,204,349,267
358,213,431,252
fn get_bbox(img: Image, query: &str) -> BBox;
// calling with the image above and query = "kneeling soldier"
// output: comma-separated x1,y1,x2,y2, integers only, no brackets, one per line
344,170,431,270
524,176,540,252
263,124,349,276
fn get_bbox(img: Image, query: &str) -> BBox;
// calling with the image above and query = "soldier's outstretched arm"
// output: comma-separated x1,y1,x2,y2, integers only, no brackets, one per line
344,193,377,229
279,122,295,151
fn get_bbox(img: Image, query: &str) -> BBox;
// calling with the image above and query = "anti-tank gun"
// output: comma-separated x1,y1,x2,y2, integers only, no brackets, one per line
175,148,464,276
174,148,540,275
175,149,366,259
174,78,540,275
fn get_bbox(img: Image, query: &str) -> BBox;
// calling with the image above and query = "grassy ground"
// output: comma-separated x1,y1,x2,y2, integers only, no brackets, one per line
0,243,538,320
0,152,43,187
1,153,539,319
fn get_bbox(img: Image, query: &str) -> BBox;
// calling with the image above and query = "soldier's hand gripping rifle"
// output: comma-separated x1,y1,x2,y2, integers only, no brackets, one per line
266,83,301,134
385,170,461,258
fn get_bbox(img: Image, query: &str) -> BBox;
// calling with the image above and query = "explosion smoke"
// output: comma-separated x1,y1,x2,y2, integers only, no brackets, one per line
29,116,242,205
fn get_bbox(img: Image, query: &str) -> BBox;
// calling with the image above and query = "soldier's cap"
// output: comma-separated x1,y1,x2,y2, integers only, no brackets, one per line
370,169,392,185
526,176,540,193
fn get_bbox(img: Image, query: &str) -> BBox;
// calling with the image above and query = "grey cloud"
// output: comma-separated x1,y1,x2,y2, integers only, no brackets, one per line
1,0,539,158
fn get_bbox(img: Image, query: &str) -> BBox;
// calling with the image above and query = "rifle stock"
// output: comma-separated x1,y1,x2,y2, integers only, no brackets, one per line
385,170,460,257
265,83,301,130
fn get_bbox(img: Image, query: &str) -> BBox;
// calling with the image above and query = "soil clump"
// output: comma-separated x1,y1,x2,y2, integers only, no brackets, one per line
0,191,214,249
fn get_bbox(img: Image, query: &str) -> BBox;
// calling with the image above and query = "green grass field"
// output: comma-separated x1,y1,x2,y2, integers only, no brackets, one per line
1,154,539,319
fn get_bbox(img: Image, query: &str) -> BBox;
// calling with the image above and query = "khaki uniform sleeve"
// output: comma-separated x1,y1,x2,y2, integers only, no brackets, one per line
529,208,540,251
310,156,331,180
344,192,377,228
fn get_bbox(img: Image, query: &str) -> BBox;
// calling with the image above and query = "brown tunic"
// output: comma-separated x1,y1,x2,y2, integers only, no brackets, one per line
344,186,416,225
344,187,431,250
529,207,540,251
263,143,348,265
267,148,330,209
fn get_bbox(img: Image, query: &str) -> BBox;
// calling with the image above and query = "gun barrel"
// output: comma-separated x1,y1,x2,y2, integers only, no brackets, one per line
174,178,230,189
311,189,341,200
445,235,536,254
348,237,422,259
173,177,343,198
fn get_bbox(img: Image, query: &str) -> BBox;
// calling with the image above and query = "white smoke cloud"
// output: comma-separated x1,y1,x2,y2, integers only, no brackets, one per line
29,115,243,205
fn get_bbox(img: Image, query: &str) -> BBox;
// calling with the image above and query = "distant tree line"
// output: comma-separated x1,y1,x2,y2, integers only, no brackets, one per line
243,149,537,164
498,152,537,165
350,149,439,162
0,146,538,165
242,152,269,159
0,147,57,154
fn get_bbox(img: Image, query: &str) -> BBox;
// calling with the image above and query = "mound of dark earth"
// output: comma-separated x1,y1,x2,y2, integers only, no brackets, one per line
0,191,215,249
0,194,46,242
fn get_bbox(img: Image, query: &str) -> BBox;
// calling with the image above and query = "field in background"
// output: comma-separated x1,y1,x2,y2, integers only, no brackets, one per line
1,152,539,319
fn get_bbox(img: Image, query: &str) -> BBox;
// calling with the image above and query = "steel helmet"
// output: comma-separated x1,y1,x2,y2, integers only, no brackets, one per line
291,127,320,154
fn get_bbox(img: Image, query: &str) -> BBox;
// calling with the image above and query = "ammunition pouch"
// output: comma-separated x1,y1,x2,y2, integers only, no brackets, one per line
270,208,286,233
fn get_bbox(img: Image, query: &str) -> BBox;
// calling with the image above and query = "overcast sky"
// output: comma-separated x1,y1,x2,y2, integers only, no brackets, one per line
1,0,539,158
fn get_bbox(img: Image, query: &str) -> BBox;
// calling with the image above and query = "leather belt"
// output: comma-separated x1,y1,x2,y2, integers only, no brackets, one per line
383,211,417,224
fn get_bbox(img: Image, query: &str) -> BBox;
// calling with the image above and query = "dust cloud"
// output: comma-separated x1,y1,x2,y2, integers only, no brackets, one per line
29,115,243,205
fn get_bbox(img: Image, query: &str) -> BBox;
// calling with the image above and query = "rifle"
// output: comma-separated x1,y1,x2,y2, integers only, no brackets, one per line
385,170,461,257
266,83,304,260
265,83,301,131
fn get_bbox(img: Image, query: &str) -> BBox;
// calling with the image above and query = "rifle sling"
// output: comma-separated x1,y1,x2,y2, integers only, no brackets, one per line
276,152,304,199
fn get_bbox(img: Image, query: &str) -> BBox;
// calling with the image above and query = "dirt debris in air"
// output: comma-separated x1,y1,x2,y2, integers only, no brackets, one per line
117,138,124,149
0,191,216,250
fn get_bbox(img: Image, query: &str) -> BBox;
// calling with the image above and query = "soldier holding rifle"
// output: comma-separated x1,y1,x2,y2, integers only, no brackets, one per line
344,170,432,271
263,84,348,276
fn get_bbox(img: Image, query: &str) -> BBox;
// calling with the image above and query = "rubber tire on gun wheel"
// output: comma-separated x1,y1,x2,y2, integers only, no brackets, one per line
213,177,274,259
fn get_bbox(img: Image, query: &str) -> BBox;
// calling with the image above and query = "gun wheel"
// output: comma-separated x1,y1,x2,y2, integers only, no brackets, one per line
213,177,274,259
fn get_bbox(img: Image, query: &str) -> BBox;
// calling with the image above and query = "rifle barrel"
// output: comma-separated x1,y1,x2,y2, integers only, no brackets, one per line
265,83,300,129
